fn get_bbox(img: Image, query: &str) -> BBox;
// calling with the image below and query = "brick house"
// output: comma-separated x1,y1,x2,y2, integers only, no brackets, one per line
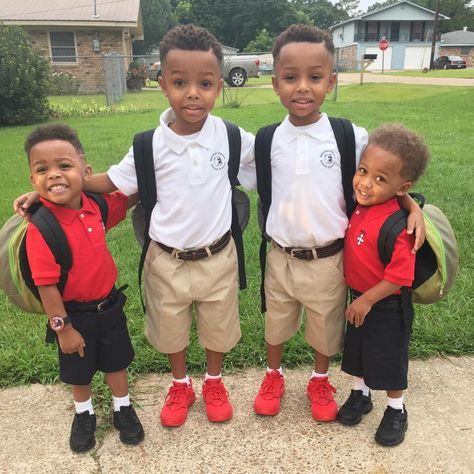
0,0,143,93
329,0,449,71
439,28,474,67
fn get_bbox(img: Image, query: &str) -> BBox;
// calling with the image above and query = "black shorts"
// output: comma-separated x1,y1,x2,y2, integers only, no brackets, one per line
58,290,135,386
341,291,414,391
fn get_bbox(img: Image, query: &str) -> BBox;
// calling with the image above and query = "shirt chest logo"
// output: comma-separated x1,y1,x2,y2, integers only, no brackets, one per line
356,230,366,246
210,152,227,170
320,150,336,168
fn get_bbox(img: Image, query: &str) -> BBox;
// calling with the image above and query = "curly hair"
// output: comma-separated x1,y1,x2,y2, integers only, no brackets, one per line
368,123,430,183
272,24,334,64
25,124,84,158
159,24,223,67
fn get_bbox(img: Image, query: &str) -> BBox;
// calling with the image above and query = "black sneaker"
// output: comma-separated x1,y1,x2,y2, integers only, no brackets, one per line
113,405,145,445
70,412,96,453
337,390,373,426
375,405,408,446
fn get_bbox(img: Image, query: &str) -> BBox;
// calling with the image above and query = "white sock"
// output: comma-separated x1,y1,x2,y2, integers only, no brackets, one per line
205,372,222,381
311,371,329,379
113,394,130,412
74,397,94,415
267,367,283,376
353,377,370,396
387,395,404,412
173,375,190,385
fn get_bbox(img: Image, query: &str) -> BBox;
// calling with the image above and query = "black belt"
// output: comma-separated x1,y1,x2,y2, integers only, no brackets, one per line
273,238,343,260
64,286,124,313
350,289,402,304
157,230,231,261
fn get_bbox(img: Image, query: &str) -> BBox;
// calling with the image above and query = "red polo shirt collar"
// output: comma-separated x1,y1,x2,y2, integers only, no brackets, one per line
39,193,96,225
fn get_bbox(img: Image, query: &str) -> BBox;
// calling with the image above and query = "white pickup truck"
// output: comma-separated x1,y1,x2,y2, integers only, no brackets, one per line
147,54,261,87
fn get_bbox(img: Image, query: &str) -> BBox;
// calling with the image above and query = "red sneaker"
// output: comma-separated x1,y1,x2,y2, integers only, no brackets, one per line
307,376,338,422
160,379,196,427
254,370,285,416
202,378,233,423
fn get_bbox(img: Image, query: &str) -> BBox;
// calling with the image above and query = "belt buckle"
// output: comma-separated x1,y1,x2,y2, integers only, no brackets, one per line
290,248,303,258
97,299,108,312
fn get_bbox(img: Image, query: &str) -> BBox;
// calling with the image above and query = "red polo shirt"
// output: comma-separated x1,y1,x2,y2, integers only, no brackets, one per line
26,192,128,302
344,197,415,294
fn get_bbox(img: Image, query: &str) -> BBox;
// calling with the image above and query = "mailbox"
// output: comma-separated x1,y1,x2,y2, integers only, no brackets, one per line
363,54,377,60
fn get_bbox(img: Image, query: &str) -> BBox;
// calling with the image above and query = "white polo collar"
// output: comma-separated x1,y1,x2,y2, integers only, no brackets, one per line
159,107,214,155
278,113,334,143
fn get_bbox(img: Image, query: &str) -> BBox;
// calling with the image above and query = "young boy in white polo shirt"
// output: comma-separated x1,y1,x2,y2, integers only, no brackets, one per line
41,25,254,427
252,24,424,422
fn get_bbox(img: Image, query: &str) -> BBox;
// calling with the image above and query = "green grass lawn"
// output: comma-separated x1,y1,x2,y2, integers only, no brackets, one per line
1,83,473,388
375,68,474,79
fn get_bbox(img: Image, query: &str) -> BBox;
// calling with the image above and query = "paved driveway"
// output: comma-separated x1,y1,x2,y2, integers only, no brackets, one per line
337,72,474,87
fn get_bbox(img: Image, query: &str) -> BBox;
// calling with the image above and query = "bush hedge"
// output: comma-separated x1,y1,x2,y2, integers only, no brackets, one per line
0,26,50,126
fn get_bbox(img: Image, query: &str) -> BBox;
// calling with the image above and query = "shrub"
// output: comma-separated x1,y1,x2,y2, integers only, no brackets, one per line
126,60,147,91
49,71,80,95
0,26,50,125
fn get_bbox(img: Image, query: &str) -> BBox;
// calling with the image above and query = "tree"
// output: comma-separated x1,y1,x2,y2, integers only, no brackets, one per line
245,29,274,52
296,0,350,30
133,0,177,54
0,26,50,126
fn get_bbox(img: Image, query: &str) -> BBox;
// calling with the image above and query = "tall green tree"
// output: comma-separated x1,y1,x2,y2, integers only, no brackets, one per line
133,0,177,54
296,0,350,29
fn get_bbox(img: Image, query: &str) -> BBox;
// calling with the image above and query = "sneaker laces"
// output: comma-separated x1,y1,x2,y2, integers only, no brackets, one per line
165,385,191,410
307,378,336,405
258,371,283,400
117,405,139,425
72,412,94,434
203,382,229,407
380,407,404,429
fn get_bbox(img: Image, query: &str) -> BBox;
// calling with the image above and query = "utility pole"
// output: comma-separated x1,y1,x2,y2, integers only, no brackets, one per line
430,0,441,70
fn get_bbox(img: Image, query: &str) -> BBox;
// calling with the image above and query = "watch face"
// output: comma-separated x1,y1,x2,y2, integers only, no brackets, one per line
50,317,65,331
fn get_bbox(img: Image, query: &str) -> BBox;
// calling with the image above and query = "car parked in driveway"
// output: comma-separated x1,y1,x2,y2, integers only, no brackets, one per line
432,55,467,69
147,54,261,87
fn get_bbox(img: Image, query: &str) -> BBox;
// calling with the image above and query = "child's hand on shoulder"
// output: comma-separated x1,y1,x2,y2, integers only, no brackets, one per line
58,326,86,357
345,297,372,328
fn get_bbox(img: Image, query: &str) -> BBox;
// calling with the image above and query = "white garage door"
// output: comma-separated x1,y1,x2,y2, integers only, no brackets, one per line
404,46,431,69
365,47,392,71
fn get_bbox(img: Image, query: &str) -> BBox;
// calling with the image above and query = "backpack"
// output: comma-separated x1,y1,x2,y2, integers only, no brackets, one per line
255,117,356,311
0,193,108,314
378,193,459,304
131,120,249,311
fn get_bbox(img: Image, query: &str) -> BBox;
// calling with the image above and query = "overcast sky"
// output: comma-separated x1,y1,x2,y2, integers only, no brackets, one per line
329,0,380,14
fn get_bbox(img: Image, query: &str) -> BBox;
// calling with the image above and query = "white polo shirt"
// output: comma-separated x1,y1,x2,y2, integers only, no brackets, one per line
265,113,368,248
108,108,255,249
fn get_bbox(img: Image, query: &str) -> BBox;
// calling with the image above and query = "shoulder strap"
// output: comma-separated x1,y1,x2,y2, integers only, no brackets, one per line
328,117,356,218
85,192,109,227
255,122,279,312
133,129,156,311
223,119,246,290
21,204,72,299
377,209,409,266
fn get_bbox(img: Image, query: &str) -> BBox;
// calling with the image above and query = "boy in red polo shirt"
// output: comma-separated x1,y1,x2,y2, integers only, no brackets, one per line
24,124,143,453
339,124,430,446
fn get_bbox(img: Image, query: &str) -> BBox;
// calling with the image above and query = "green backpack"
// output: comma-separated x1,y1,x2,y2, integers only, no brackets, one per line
0,193,108,313
378,193,459,304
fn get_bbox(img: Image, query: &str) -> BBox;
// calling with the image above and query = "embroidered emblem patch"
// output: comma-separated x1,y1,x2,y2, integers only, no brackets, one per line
320,150,336,168
356,230,366,246
210,152,227,170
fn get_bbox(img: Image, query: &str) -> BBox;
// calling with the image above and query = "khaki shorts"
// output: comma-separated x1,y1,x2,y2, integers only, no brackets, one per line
264,243,347,356
143,238,240,354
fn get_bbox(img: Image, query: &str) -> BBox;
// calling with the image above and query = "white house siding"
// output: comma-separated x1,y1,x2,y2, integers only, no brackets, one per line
333,23,355,48
363,46,393,70
365,3,437,22
404,45,432,68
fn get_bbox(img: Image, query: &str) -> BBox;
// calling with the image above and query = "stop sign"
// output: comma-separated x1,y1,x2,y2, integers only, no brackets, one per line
379,39,389,51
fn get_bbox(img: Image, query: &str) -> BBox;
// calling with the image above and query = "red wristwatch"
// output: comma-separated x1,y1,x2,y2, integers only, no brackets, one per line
49,316,72,332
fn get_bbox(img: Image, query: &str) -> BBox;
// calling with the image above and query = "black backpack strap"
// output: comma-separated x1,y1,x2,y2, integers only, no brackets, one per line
223,119,246,290
255,122,279,312
21,205,72,299
133,129,156,311
85,192,109,227
328,117,356,218
377,209,409,266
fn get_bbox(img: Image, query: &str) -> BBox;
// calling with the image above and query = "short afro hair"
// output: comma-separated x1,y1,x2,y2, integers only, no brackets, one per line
25,124,84,158
159,24,223,68
272,24,334,64
368,123,430,183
